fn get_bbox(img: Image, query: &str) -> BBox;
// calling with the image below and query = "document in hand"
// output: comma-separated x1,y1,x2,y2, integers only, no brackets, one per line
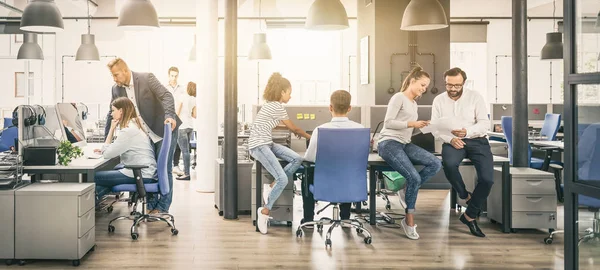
420,117,464,137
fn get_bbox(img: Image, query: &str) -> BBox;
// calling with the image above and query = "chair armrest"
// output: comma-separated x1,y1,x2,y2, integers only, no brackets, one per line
125,165,149,198
124,165,150,170
549,163,563,171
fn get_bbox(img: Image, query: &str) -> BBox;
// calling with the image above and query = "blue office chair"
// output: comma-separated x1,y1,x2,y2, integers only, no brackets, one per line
545,124,600,245
107,124,178,240
540,113,562,141
296,128,373,247
0,118,17,152
501,116,560,170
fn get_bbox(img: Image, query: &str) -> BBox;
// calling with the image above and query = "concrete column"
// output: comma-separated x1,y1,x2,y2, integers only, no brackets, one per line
512,0,529,167
194,0,218,192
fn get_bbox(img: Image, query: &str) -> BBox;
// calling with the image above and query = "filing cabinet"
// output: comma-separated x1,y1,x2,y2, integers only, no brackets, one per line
251,161,295,226
15,182,96,266
488,167,557,231
0,188,16,264
214,159,254,215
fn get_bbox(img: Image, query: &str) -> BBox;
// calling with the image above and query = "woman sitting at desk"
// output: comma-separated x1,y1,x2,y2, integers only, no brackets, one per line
93,97,157,201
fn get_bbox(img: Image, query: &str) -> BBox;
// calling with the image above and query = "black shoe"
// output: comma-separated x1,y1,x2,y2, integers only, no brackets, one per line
459,213,485,237
176,175,190,181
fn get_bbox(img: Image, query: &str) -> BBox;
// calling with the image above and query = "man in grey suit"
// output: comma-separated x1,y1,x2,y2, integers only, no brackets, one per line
105,58,182,214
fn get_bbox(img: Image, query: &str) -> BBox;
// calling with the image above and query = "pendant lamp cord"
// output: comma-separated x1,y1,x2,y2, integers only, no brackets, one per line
259,0,263,31
86,0,91,34
552,0,556,32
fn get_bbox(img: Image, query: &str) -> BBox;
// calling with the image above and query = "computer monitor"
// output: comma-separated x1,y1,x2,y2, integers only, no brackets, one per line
56,103,86,145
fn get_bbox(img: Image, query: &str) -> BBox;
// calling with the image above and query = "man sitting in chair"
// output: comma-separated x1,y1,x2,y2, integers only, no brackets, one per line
302,90,363,226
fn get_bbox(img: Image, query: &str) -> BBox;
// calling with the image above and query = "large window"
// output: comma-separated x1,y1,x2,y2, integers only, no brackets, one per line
450,43,487,104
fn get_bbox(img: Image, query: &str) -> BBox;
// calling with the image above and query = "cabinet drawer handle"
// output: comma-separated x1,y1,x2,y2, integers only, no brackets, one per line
525,213,543,216
525,197,543,202
525,180,543,185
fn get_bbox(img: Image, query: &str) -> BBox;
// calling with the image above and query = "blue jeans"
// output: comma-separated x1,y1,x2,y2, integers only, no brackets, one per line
148,128,179,213
177,128,193,176
249,143,303,210
378,140,442,213
95,170,155,203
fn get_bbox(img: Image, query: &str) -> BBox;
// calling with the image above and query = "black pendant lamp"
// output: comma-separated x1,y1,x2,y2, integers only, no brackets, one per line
540,0,563,60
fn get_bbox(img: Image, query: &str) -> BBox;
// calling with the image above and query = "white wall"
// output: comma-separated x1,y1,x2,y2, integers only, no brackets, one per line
485,19,564,105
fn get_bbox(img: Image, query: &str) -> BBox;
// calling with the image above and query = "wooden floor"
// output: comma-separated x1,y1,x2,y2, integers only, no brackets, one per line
3,174,599,269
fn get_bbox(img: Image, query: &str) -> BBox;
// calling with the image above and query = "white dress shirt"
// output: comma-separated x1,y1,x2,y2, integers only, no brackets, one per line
431,89,490,144
304,117,364,162
124,71,162,143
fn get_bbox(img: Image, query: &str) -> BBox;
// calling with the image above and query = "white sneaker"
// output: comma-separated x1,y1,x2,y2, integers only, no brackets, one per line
397,188,407,209
257,207,269,234
400,218,419,240
262,184,273,205
172,167,184,176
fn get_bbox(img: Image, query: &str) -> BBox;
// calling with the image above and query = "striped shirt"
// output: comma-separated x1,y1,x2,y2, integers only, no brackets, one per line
248,101,289,149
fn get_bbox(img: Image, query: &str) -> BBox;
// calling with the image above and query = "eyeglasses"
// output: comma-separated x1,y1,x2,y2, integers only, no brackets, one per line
445,83,464,90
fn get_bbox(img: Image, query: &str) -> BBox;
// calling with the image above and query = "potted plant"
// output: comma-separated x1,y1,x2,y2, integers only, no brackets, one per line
57,140,83,166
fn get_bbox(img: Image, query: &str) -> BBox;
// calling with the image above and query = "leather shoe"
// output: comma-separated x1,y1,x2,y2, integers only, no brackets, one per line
459,213,485,237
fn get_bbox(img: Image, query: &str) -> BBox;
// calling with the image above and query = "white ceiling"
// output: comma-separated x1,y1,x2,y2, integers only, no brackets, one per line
0,0,598,19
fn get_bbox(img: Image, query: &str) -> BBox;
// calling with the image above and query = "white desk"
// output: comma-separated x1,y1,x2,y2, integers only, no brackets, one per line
23,143,120,183
530,140,564,149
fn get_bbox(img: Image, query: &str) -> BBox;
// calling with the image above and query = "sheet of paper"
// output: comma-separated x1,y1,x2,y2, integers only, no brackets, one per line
420,117,465,137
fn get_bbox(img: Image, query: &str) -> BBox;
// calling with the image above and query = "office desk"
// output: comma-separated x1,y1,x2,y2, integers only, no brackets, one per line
253,153,511,233
367,154,512,233
23,143,120,183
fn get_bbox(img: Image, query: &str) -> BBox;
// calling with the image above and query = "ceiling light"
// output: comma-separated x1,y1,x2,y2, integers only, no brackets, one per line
540,0,563,60
20,0,64,33
306,0,349,31
248,33,272,60
17,33,44,61
76,1,100,61
400,0,448,31
117,0,159,30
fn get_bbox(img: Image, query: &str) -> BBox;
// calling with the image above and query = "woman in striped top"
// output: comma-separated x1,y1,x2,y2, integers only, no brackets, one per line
249,72,311,235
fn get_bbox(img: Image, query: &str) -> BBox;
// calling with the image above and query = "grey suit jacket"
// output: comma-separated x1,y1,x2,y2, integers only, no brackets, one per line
105,72,182,138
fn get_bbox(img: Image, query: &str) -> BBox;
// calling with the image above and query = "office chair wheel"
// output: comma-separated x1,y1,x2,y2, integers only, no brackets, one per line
296,229,303,237
356,228,363,234
131,211,141,216
5,259,12,266
364,237,372,244
317,224,323,232
325,239,332,247
490,219,497,224
107,206,113,213
385,204,391,210
544,237,553,245
131,233,139,240
108,225,115,233
171,228,179,235
72,260,80,267
18,260,25,266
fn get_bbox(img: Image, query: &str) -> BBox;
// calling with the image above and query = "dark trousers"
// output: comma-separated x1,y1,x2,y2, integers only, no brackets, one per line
173,145,181,167
302,168,351,221
441,137,494,219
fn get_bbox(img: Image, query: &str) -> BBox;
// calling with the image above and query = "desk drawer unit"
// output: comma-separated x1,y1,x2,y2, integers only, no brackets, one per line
15,183,96,264
0,189,16,261
251,162,296,224
488,167,556,230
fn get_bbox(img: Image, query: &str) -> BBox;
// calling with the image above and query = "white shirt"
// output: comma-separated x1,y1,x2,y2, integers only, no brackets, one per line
101,120,157,179
124,71,162,143
304,117,364,162
431,89,490,144
167,83,184,105
248,101,289,149
178,95,196,130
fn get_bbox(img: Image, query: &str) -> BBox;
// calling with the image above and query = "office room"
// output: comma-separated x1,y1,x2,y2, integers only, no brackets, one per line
0,0,599,269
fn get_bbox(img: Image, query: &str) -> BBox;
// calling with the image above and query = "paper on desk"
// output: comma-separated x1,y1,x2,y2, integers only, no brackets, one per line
420,117,465,137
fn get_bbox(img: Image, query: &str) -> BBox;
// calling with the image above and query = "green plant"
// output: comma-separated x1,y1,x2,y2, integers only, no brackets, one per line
57,141,84,166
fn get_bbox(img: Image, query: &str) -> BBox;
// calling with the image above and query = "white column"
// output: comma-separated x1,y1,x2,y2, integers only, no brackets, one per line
195,0,218,192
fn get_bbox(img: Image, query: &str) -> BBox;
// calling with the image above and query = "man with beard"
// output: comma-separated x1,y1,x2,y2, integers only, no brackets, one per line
432,67,492,238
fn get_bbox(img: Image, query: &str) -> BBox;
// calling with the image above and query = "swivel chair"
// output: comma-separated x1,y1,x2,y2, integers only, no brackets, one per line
501,116,561,170
296,128,373,247
107,124,178,240
545,124,600,245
